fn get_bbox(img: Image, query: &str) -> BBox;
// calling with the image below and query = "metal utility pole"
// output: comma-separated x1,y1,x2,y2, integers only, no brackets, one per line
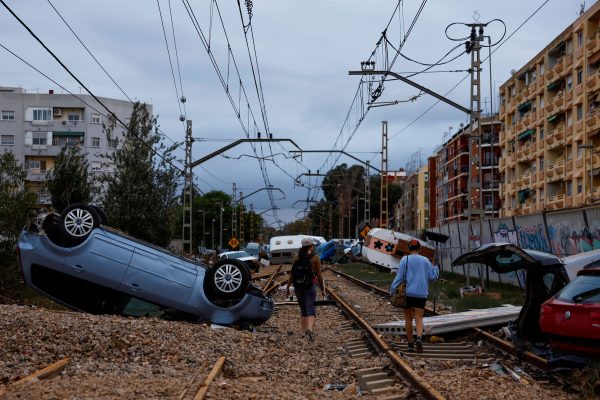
182,120,193,254
231,183,237,241
365,160,371,225
380,121,389,228
219,204,223,251
466,23,485,286
328,204,333,239
239,192,245,248
250,204,254,242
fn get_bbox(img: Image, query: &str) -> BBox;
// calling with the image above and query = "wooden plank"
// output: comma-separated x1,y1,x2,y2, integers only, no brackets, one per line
193,356,226,400
0,358,70,396
178,362,207,400
261,265,282,294
263,280,284,296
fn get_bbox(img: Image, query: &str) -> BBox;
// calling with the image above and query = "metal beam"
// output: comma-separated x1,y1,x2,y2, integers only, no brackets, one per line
189,138,302,168
289,150,383,173
237,186,285,203
348,70,471,115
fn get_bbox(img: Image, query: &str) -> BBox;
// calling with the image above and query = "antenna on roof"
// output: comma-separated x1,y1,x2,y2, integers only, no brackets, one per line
579,2,585,16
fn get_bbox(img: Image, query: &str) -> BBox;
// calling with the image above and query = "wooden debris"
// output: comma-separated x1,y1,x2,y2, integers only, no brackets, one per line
193,356,226,400
0,357,69,396
262,265,283,294
178,362,207,400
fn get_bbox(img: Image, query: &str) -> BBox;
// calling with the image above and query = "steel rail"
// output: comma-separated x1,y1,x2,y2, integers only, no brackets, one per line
474,328,549,371
327,267,435,315
325,286,446,400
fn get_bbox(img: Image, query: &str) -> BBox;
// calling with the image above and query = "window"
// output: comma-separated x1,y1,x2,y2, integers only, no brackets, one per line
511,113,516,126
1,134,14,145
532,160,537,173
539,188,545,201
567,110,573,127
540,157,544,170
577,31,583,47
540,96,544,109
531,68,537,82
566,40,573,54
32,108,52,121
1,111,15,121
539,127,544,139
68,114,80,125
577,104,584,120
92,137,100,147
108,138,118,149
32,132,48,145
27,160,46,172
92,113,100,124
567,75,573,91
578,178,583,194
578,142,585,158
540,63,545,75
577,69,583,85
567,144,573,160
510,86,516,97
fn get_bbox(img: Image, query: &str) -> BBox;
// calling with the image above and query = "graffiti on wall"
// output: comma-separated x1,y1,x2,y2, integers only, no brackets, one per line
546,211,588,256
493,222,517,244
515,221,551,253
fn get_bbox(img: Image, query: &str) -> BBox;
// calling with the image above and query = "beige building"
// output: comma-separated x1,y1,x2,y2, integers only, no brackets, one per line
499,2,600,216
396,164,429,233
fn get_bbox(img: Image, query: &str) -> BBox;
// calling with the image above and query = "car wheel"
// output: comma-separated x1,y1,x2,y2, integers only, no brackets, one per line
91,205,108,225
205,258,250,300
59,203,100,243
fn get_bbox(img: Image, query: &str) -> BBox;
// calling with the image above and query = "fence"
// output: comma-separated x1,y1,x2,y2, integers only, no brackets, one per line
415,206,600,285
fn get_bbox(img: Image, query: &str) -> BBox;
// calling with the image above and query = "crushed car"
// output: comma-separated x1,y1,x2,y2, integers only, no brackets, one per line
16,203,273,327
453,242,600,357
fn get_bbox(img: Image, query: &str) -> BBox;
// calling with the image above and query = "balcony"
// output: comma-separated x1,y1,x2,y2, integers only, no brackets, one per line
537,75,545,91
566,159,573,172
575,46,584,61
586,71,600,90
587,108,600,133
576,157,584,169
547,194,566,210
587,30,600,53
575,83,584,97
26,172,48,182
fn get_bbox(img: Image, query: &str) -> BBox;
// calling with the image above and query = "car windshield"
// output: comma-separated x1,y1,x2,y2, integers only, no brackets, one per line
557,275,600,304
226,251,252,259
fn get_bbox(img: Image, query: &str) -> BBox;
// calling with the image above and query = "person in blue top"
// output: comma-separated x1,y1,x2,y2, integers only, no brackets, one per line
389,239,439,353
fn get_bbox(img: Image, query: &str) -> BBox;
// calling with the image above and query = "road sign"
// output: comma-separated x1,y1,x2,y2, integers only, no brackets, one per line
360,225,372,238
228,237,240,249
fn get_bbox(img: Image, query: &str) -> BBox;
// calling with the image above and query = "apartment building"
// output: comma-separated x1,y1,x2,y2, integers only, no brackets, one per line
499,2,600,216
429,116,501,226
0,86,142,205
396,165,429,233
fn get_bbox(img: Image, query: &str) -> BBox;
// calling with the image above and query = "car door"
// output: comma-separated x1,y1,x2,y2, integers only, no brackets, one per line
63,231,134,289
121,248,198,309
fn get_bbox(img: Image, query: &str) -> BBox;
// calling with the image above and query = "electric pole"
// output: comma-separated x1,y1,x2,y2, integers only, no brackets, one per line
380,121,389,228
239,192,245,248
182,120,193,254
365,160,371,226
231,183,237,244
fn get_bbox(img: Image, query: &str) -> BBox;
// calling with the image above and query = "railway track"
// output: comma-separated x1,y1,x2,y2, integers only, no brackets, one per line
316,265,581,399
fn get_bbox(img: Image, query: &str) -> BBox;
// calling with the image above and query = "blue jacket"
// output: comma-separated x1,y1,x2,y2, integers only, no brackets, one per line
389,254,439,298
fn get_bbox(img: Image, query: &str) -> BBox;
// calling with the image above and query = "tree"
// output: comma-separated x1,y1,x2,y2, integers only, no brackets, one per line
45,145,93,212
0,151,37,295
100,102,181,247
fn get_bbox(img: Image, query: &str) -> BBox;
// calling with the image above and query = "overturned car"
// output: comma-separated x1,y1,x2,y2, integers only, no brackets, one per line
16,204,274,327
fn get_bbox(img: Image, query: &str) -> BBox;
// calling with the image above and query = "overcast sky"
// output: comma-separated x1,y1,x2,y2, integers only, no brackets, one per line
0,0,590,226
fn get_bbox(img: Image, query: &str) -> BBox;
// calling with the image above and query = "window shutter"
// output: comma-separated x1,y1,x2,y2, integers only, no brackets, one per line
47,131,53,144
25,132,33,146
24,107,33,121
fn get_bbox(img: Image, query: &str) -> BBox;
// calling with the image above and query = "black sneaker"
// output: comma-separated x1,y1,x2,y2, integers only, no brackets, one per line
406,340,415,352
307,329,314,342
415,339,423,353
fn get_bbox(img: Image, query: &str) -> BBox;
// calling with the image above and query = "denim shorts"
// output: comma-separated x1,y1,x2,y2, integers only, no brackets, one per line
295,284,317,317
403,296,427,309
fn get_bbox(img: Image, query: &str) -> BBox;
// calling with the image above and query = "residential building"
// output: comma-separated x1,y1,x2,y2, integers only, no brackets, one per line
0,87,144,205
499,1,600,215
429,116,501,226
396,164,429,233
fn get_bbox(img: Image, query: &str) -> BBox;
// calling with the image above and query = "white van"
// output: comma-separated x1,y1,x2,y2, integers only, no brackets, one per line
268,235,326,265
359,228,435,271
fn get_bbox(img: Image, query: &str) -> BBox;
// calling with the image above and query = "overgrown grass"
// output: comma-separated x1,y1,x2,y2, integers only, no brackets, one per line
335,262,525,311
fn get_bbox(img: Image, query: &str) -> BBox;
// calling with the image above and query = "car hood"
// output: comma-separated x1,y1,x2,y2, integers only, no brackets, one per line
452,242,563,273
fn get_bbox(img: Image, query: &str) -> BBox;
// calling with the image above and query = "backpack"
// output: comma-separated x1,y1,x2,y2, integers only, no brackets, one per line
291,255,314,288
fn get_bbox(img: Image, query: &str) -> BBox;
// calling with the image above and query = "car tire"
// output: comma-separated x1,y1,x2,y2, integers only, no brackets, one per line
59,203,100,244
91,205,108,226
205,258,250,301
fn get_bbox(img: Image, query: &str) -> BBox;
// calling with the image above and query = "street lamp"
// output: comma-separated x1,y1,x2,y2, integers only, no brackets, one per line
212,218,216,249
199,209,205,248
219,204,224,251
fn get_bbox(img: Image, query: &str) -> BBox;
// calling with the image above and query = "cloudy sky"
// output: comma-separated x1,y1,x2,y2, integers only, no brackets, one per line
0,0,590,226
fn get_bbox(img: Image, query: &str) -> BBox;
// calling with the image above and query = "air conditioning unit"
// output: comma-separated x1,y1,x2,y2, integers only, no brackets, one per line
53,108,62,117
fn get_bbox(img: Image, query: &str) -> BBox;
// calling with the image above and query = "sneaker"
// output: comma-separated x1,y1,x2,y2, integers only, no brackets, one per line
307,329,314,342
406,340,415,352
415,339,423,353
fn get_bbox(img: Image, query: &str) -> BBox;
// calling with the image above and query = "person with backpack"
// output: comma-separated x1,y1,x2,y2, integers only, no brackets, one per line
286,237,325,341
389,239,439,353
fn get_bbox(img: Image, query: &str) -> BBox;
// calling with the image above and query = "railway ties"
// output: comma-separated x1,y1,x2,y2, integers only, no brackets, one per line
392,341,494,363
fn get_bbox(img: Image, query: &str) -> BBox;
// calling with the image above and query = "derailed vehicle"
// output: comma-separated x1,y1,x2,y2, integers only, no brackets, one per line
16,204,273,327
453,243,600,355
